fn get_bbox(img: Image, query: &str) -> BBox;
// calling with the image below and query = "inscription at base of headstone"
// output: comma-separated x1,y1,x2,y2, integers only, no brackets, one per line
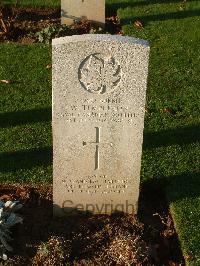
52,34,150,216
61,0,105,26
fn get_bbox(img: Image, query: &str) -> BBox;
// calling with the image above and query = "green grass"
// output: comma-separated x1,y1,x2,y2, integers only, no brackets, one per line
0,0,200,264
0,44,52,183
115,0,200,264
2,0,60,8
168,173,200,266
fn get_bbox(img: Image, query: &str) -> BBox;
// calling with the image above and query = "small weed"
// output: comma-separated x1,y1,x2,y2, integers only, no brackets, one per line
32,24,75,44
32,23,106,44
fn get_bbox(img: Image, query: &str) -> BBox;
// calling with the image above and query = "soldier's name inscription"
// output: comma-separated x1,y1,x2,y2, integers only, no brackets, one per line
55,97,140,124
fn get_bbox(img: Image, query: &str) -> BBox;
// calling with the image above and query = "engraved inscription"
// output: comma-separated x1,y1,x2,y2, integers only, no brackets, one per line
55,97,139,124
78,53,121,94
62,175,131,194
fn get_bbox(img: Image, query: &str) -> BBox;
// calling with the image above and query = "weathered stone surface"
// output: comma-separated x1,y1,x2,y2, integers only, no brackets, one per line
61,0,105,26
52,34,150,216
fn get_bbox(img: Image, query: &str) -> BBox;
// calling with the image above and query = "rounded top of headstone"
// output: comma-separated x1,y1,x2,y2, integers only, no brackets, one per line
52,34,149,47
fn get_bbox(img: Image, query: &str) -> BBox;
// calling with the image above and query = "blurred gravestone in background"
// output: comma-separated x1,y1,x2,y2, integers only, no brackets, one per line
61,0,105,26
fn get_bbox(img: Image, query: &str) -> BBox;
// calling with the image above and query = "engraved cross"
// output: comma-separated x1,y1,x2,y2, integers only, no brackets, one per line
83,127,112,170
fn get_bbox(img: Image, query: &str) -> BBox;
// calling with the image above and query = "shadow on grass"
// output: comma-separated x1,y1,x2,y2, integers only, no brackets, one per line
143,124,200,149
0,107,51,127
138,172,200,263
106,0,195,16
139,171,200,262
120,9,200,25
166,171,200,202
138,177,184,263
139,172,200,216
0,124,199,172
0,147,52,172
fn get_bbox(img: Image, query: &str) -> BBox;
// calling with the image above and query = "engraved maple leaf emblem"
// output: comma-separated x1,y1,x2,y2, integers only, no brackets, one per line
78,53,121,94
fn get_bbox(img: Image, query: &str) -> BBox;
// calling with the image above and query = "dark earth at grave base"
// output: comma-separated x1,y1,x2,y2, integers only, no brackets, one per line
0,7,121,44
0,183,184,265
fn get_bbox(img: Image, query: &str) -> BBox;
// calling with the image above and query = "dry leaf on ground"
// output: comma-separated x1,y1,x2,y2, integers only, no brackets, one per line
0,79,12,84
134,20,143,29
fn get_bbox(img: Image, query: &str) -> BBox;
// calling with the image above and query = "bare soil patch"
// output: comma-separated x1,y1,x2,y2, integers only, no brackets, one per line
0,7,121,44
0,183,184,265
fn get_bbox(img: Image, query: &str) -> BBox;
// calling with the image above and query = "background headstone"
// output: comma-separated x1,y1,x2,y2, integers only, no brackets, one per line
61,0,105,26
53,34,150,216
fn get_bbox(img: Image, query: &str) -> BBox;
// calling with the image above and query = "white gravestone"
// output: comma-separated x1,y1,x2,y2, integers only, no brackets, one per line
52,34,150,216
61,0,105,26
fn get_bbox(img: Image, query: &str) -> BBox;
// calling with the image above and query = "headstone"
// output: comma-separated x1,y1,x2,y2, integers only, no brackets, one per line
61,0,105,26
52,34,150,216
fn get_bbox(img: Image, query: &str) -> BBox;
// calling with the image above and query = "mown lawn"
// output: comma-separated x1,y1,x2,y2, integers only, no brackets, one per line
0,44,52,183
0,0,200,265
114,0,200,265
2,0,60,8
